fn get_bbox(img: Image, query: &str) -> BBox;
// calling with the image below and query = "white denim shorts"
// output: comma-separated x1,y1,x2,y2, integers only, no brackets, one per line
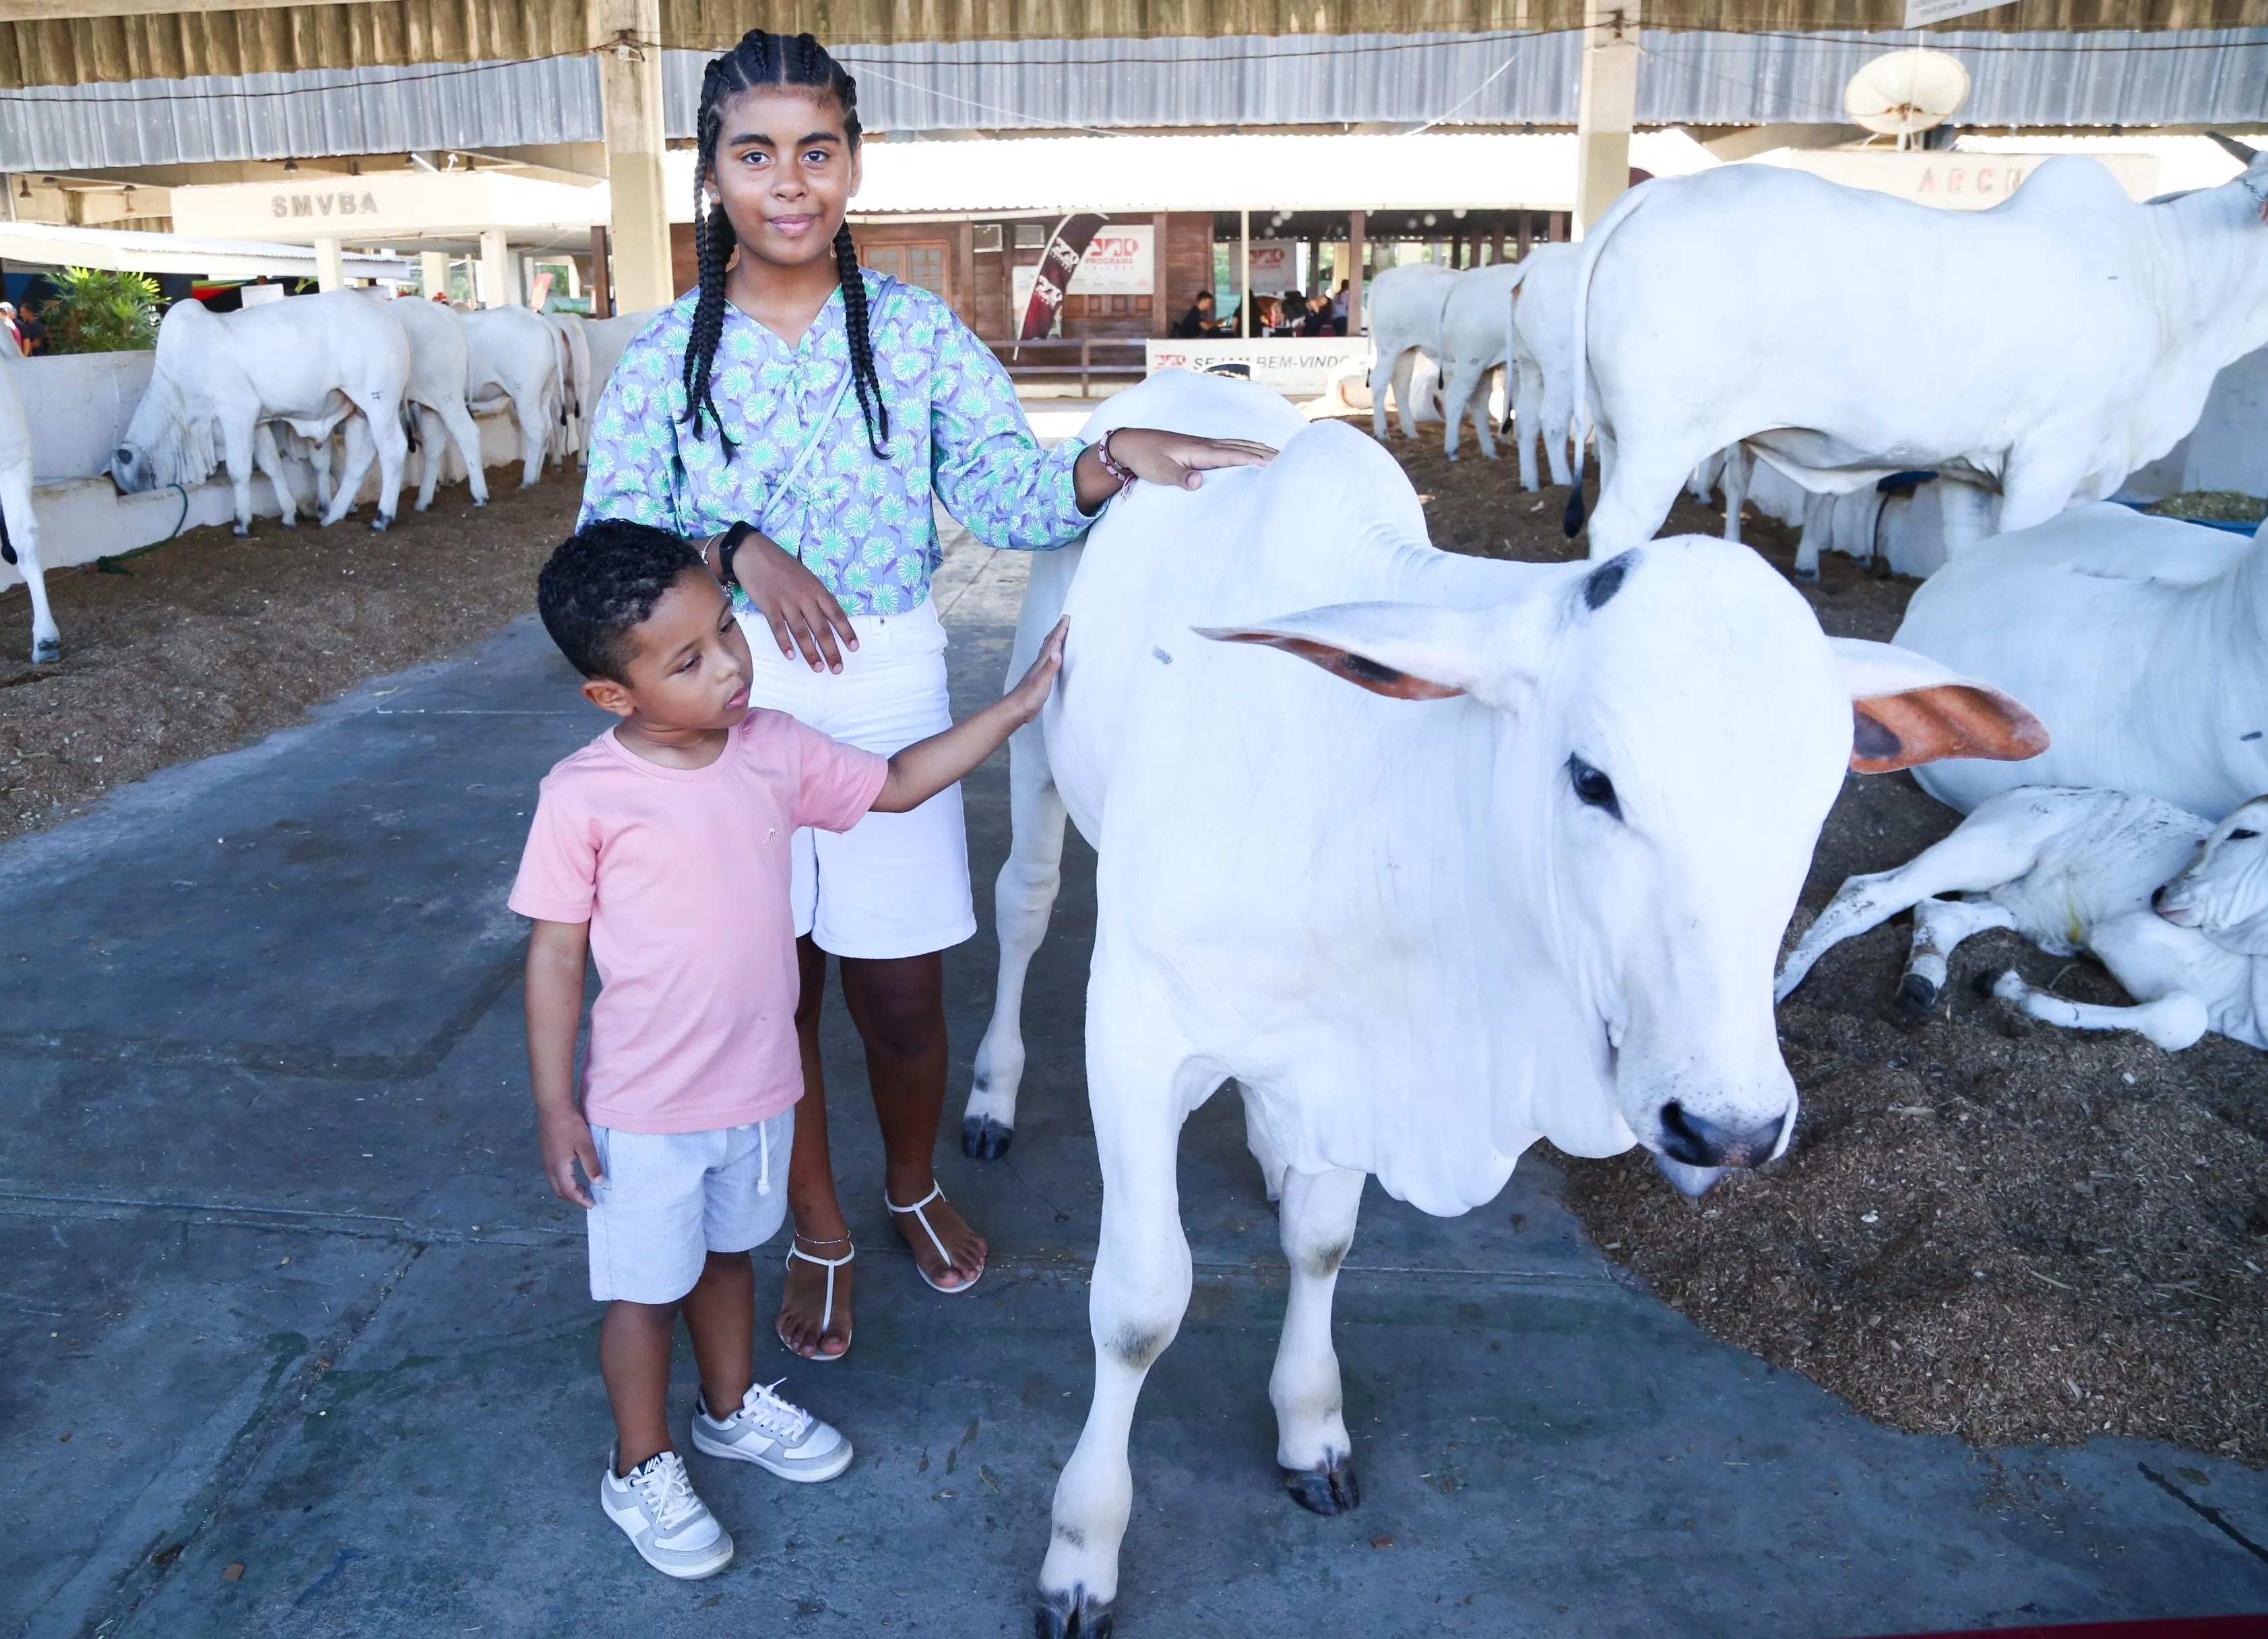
738,595,978,960
586,1110,793,1304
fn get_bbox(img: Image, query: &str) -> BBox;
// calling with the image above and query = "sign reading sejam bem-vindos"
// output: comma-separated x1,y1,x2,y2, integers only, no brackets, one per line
1019,213,1108,345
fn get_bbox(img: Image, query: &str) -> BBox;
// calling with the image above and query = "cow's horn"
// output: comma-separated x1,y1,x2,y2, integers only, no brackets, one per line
2209,131,2260,164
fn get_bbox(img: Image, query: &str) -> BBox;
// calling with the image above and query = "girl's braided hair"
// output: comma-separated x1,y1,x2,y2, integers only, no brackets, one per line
684,29,889,460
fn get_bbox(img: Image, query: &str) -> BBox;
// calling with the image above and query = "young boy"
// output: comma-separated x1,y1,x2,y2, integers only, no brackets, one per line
510,519,1065,1580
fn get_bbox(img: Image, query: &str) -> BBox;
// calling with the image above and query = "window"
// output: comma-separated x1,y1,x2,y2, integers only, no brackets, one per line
1013,222,1048,249
973,222,1003,252
864,239,950,299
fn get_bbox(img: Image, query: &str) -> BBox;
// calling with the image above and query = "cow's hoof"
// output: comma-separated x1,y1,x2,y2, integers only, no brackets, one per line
1283,1457,1360,1515
1895,972,1941,1020
1792,564,1821,584
31,638,59,664
371,514,392,532
1034,1586,1112,1638
276,516,296,530
962,1114,1014,1161
232,524,250,538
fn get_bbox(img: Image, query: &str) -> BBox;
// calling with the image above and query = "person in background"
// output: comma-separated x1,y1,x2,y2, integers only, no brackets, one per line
1298,290,1333,338
16,304,51,356
1329,280,1350,337
1173,290,1223,338
0,303,24,356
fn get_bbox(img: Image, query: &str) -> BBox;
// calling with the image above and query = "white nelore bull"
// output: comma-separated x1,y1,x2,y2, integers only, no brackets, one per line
1777,786,2268,1053
974,373,2044,1639
1896,503,2268,821
460,306,563,490
385,296,490,514
545,309,593,467
1435,260,1523,461
0,351,53,662
1364,262,1459,441
112,290,411,534
1507,242,1582,491
1567,152,2268,560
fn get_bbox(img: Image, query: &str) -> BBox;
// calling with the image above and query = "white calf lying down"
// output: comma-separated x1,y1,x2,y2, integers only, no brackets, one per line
1776,786,2268,1052
0,352,53,662
979,371,2044,1639
1898,502,2268,822
112,290,410,534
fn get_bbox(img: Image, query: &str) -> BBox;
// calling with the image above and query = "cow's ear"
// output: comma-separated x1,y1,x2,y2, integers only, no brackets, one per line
1195,601,1525,707
1830,638,2049,774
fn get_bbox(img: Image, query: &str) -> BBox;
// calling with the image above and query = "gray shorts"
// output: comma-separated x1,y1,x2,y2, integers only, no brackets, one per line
586,1109,794,1304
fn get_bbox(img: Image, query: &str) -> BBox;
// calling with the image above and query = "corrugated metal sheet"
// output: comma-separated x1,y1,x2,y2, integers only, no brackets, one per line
0,0,2262,92
1,26,2261,171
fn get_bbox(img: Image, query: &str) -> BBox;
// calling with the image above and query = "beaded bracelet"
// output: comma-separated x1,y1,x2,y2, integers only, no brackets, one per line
1096,429,1139,501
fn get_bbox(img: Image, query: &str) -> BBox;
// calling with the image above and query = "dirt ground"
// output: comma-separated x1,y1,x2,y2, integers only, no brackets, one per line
1381,421,2268,1466
0,472,582,844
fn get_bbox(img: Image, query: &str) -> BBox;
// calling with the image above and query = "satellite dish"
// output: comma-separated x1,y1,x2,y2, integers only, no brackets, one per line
1844,49,1971,147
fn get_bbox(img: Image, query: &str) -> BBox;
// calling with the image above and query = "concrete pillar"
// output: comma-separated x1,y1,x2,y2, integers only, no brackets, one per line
1347,209,1364,335
313,236,344,293
1575,0,1641,237
590,0,672,312
478,229,510,309
418,250,449,302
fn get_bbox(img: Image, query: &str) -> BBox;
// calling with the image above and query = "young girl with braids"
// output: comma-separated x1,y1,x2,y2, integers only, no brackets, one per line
579,28,1272,1365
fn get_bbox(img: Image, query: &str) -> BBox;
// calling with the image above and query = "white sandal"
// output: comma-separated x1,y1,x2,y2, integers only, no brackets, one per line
781,1236,854,1361
885,1184,983,1295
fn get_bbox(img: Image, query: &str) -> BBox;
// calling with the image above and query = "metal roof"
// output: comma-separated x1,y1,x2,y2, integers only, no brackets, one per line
0,26,2261,173
0,0,2260,93
0,220,413,276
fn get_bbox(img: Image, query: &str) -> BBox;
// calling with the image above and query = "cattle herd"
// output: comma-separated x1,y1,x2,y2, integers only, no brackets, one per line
988,146,2268,1637
0,142,2261,1634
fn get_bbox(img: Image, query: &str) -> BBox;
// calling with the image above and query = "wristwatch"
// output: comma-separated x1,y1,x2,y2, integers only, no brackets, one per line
714,521,757,590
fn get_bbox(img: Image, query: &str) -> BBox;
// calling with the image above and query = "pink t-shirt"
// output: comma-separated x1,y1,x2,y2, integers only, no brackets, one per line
508,710,889,1134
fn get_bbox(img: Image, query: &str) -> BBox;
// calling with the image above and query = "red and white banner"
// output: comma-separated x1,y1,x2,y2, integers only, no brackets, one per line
1019,212,1109,344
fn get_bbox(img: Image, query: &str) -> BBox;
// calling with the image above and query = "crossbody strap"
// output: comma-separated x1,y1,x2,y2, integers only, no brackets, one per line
757,362,858,539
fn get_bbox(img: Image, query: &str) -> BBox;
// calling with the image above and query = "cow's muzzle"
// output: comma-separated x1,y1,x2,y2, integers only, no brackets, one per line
1657,1101,1785,1169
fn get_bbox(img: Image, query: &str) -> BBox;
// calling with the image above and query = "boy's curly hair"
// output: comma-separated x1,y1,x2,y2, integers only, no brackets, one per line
536,520,705,683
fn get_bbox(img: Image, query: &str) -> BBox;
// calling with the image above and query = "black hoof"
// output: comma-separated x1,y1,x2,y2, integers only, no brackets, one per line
1283,1457,1360,1515
1035,1587,1112,1638
1793,565,1821,584
962,1114,1014,1161
31,641,58,664
232,524,249,538
1895,972,1941,1020
371,515,392,532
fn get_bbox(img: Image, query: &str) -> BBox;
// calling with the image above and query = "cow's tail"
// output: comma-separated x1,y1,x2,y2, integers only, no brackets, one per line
1500,260,1533,436
1563,181,1653,538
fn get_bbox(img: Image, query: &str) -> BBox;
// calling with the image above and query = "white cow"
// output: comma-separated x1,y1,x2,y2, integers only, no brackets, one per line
545,310,594,468
1507,243,1582,491
1897,503,2268,821
111,291,411,534
460,306,563,490
1364,263,1459,441
1777,786,2268,1053
1436,261,1523,461
0,351,53,662
1567,153,2268,561
963,373,2044,1638
385,296,490,514
581,306,664,406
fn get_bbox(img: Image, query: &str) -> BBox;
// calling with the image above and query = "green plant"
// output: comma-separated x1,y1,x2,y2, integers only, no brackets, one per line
39,266,160,354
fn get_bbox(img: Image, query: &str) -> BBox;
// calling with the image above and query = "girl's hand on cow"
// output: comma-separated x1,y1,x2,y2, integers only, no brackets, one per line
717,527,860,673
1074,428,1275,512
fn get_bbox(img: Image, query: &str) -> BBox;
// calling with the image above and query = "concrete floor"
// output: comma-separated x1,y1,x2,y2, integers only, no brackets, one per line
5,534,2267,1639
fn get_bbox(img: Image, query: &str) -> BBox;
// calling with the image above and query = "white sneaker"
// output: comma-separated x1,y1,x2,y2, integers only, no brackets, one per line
691,1379,854,1483
600,1449,734,1580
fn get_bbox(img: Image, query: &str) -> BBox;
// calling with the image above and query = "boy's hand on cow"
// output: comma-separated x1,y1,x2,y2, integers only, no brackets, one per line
1004,618,1068,724
722,526,860,674
538,1107,603,1209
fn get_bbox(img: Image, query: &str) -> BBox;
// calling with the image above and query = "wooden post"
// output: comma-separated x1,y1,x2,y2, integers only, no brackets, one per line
1152,210,1172,337
1080,337,1092,398
1347,209,1364,334
1239,207,1250,339
1515,210,1532,261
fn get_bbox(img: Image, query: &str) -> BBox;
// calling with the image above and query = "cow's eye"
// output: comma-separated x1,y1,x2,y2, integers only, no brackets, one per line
1569,755,1621,821
2231,828,2260,841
